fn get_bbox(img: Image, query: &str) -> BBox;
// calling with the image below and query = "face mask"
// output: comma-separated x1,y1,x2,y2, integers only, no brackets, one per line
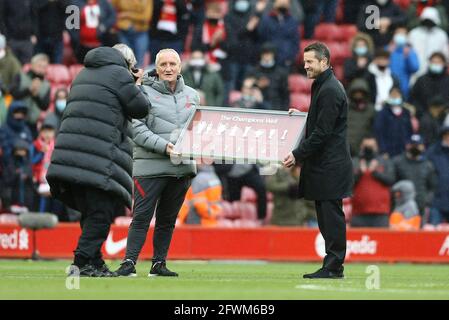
189,58,206,68
394,33,407,47
55,100,67,112
421,19,436,29
409,146,422,157
377,65,388,72
260,60,275,68
362,147,375,161
376,0,388,6
242,94,255,102
354,46,368,56
389,98,403,106
0,49,5,60
207,18,219,25
429,63,444,74
234,0,250,13
277,7,288,15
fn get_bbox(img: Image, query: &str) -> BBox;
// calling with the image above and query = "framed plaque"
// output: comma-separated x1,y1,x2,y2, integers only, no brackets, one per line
174,106,307,164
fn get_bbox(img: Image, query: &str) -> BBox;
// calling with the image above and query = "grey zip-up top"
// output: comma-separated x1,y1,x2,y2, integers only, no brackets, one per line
131,71,199,178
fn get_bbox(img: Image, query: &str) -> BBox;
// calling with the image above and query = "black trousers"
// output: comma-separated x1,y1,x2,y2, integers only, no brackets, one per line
125,176,191,264
72,186,122,267
228,168,267,220
315,199,347,271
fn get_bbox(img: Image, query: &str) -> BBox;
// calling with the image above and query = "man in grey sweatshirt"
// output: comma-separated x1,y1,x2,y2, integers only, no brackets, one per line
116,49,200,277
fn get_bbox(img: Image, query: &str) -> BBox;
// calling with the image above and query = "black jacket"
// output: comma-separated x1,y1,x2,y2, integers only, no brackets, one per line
151,0,190,41
46,47,150,209
293,68,353,200
36,0,70,40
0,0,37,40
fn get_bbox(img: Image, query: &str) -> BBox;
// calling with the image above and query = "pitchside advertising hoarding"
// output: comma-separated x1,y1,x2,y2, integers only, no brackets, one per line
1,224,449,262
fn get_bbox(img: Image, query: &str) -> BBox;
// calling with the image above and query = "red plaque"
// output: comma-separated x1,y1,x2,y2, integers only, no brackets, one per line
174,107,307,164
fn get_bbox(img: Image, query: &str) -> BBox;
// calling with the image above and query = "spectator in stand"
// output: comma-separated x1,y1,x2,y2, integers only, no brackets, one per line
409,52,449,118
111,0,153,68
150,0,190,58
344,0,367,24
2,139,35,213
343,32,376,101
257,0,299,69
246,43,289,111
357,0,407,48
393,134,437,219
347,78,375,156
389,180,421,230
426,125,449,225
70,0,117,63
217,164,267,223
266,165,316,226
406,0,449,31
1,101,33,164
420,96,448,147
368,49,400,111
0,34,22,94
44,87,69,134
192,2,227,66
182,48,224,106
374,86,413,158
408,7,449,77
301,0,339,39
10,53,50,138
0,79,6,126
387,25,420,99
223,0,263,96
178,165,223,226
35,0,70,64
351,136,395,228
0,127,6,210
251,0,304,22
232,76,268,109
0,0,38,64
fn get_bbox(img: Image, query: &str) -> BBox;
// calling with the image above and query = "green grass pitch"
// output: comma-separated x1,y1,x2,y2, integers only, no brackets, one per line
0,260,448,300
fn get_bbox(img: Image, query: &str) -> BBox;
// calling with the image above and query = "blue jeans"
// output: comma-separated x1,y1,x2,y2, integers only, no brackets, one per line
35,37,64,64
429,208,449,225
118,29,150,68
303,0,339,39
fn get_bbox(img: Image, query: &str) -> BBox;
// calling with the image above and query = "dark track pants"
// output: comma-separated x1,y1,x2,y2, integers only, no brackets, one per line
125,176,191,263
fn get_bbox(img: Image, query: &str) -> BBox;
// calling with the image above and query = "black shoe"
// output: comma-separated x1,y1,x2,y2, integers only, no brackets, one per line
149,261,178,277
67,264,103,277
303,267,344,279
115,259,137,277
96,263,118,277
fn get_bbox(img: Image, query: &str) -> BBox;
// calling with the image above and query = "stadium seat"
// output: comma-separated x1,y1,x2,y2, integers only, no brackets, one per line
290,93,310,112
333,64,344,82
241,187,257,202
393,0,411,10
327,42,351,65
69,64,84,81
46,64,71,86
240,203,258,221
335,24,358,42
288,74,312,94
314,23,340,41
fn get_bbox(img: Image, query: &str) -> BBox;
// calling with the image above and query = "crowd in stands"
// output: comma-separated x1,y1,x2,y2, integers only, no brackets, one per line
1,0,449,230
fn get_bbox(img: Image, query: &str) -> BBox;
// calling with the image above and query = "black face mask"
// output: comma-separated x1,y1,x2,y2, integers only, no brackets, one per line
277,7,288,15
421,19,436,29
207,18,219,25
377,65,388,71
29,70,45,80
362,147,376,161
409,146,422,157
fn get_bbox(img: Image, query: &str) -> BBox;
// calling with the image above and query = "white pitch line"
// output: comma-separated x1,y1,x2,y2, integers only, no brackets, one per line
295,284,449,295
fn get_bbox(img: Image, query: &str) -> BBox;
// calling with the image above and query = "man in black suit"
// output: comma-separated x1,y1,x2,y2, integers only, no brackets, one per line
284,42,353,279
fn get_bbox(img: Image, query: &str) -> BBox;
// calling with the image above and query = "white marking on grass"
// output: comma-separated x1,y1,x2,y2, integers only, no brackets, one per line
295,284,449,295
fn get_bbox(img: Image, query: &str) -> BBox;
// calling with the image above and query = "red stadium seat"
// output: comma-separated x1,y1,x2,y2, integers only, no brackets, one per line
241,187,257,202
46,64,71,86
288,74,312,94
335,24,358,42
327,42,351,65
314,23,340,41
393,0,411,10
69,64,84,81
333,64,344,82
290,93,310,112
240,203,257,221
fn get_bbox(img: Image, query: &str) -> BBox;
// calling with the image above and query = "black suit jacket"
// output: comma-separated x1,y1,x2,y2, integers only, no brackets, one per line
293,68,353,201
